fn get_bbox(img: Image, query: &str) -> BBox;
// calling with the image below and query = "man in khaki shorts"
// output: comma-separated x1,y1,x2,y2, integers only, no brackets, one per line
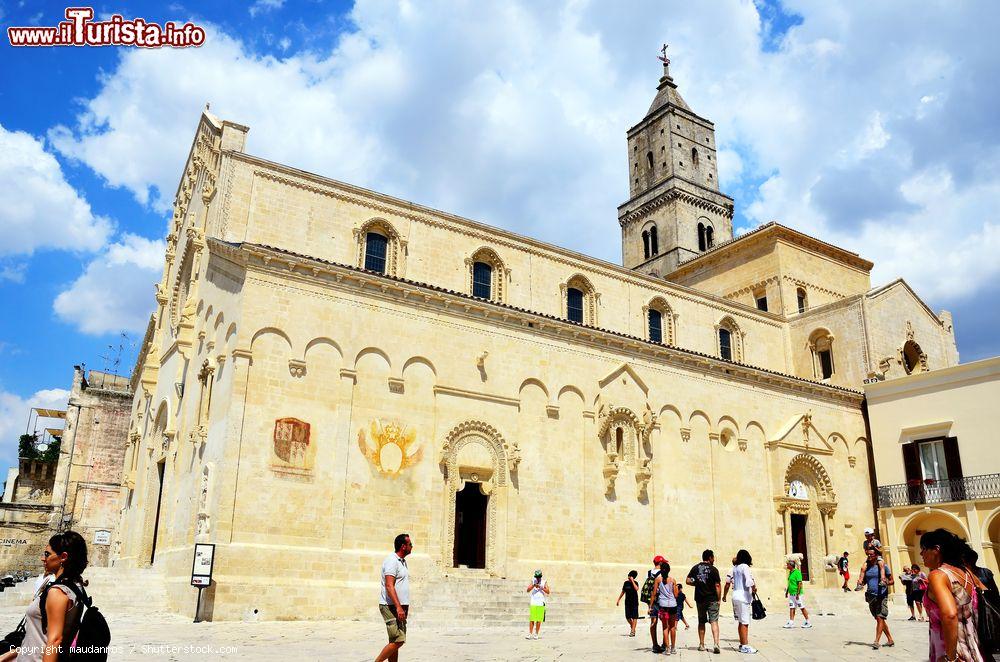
376,533,413,662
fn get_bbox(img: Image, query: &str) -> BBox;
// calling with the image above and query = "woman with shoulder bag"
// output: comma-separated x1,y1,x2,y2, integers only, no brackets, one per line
0,531,88,662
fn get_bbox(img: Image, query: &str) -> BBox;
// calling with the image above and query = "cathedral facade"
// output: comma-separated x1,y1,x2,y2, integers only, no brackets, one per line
112,60,958,619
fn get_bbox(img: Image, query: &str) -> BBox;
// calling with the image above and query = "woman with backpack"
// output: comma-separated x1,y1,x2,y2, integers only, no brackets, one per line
2,531,88,662
650,561,679,655
616,570,640,637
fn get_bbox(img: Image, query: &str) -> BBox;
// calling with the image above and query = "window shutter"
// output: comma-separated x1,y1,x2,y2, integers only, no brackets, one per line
942,437,963,479
902,443,921,483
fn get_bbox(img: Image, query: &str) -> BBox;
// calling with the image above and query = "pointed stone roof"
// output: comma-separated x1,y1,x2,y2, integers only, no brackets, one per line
647,59,692,115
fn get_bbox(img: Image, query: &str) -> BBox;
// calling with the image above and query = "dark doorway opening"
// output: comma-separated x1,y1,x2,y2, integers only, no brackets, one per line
453,482,488,569
150,461,166,565
791,513,809,580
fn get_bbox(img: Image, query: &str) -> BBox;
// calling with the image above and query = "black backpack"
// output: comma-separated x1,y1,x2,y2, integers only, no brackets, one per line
40,577,110,661
640,570,659,605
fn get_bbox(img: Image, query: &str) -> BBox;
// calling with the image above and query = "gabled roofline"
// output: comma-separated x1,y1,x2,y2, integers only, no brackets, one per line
668,222,874,277
866,278,943,325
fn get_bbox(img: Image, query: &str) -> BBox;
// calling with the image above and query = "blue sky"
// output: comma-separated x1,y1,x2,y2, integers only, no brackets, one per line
1,0,999,475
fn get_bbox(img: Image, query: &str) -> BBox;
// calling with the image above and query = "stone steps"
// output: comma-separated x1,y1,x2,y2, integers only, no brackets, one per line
0,567,169,617
410,573,617,626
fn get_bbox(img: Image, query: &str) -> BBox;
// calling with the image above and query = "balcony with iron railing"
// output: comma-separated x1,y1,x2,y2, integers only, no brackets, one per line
877,473,1000,508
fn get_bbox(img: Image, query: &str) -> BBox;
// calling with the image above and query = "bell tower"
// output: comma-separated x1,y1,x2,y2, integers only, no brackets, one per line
618,47,735,276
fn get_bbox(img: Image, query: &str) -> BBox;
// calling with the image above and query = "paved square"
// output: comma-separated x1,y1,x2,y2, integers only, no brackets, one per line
0,603,934,660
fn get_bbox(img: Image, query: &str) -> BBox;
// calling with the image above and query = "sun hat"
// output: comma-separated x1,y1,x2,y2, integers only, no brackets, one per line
864,527,875,535
533,569,543,578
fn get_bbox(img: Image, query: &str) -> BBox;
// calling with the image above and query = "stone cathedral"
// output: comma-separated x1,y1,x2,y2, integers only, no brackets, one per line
113,57,958,620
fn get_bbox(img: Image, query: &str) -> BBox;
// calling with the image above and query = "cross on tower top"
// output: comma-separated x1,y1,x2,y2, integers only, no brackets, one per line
657,43,672,80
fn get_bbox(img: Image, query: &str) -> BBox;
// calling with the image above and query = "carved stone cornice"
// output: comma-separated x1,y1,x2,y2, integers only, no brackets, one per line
619,187,735,226
225,240,863,407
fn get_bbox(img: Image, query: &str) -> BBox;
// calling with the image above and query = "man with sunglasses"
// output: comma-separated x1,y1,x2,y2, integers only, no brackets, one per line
376,533,413,662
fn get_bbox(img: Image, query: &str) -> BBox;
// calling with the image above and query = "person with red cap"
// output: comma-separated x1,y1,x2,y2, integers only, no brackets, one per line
642,554,668,653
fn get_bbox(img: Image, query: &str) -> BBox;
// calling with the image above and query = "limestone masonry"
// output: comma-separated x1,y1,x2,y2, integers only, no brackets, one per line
112,57,959,620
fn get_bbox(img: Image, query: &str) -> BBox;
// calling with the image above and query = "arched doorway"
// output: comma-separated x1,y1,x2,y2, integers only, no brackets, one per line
440,421,520,575
898,509,970,568
776,454,837,582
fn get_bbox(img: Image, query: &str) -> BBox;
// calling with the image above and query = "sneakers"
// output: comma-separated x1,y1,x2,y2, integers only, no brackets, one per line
525,634,532,639
783,620,795,628
652,644,663,653
713,646,721,654
907,616,916,621
802,621,812,629
534,634,540,640
739,645,758,654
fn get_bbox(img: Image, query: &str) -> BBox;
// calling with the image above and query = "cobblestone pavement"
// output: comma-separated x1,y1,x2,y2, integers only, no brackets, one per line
0,604,934,660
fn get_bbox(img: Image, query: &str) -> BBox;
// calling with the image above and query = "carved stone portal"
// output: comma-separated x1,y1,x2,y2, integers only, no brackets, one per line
440,421,519,576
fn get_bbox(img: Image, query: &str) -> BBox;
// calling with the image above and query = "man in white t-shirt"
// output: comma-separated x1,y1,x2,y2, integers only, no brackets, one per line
376,533,413,662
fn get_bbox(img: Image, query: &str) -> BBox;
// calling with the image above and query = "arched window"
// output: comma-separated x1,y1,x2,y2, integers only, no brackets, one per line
615,428,624,457
364,232,388,273
472,262,493,299
646,151,654,172
642,230,650,259
561,274,599,326
648,309,663,343
466,247,507,302
691,147,700,168
797,288,808,314
716,317,743,362
808,329,835,380
719,328,732,361
698,223,707,251
567,288,584,323
902,340,926,374
355,218,404,277
649,226,658,255
643,297,675,345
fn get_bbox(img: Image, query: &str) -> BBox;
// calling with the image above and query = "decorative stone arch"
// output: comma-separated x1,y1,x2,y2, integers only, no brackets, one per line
440,421,520,575
560,274,600,326
642,296,676,345
776,454,838,577
597,405,653,499
784,453,836,504
807,328,836,379
901,339,927,375
464,247,509,302
353,218,406,276
715,316,744,363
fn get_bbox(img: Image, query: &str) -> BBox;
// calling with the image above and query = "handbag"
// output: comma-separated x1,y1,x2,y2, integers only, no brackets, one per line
0,617,26,652
751,593,766,620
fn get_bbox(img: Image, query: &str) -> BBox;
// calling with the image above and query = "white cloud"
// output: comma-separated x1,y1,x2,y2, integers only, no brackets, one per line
0,387,70,481
249,0,284,18
53,234,163,335
45,0,1000,332
0,123,112,257
0,261,27,283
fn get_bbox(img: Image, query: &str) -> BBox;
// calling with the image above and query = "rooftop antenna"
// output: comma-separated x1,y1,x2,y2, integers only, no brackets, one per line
98,332,128,388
